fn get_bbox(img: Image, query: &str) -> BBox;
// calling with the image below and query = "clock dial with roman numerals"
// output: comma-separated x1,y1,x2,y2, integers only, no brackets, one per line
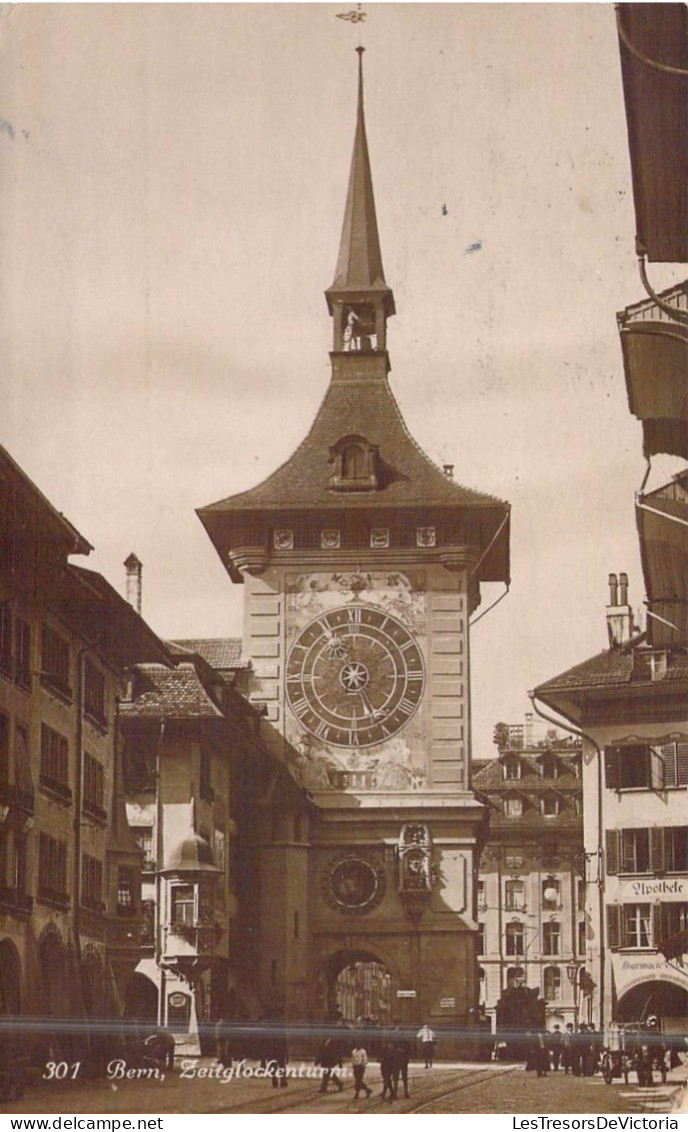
286,605,425,748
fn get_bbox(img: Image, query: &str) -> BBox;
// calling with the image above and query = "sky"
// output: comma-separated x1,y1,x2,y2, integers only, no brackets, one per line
1,3,684,757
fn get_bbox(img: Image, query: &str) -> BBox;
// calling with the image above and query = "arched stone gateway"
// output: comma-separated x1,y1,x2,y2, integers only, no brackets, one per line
617,978,688,1032
123,972,159,1031
322,949,397,1025
38,928,69,1020
0,939,21,1016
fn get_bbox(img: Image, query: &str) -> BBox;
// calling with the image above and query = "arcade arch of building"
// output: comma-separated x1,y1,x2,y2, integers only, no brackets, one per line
616,976,688,1031
0,938,22,1015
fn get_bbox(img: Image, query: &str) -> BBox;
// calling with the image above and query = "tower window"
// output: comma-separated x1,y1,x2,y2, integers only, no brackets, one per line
329,435,379,491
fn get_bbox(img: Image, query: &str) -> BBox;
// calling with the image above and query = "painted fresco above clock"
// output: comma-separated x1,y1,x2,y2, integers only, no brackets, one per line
284,570,428,793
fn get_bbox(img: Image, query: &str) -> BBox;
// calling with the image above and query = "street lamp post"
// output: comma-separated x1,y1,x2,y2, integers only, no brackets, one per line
566,963,581,1032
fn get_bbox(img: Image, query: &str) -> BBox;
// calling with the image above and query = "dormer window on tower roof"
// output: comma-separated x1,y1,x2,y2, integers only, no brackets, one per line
329,434,379,492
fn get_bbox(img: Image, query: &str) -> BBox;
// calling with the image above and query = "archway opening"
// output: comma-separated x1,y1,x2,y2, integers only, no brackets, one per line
324,950,392,1025
39,931,68,1018
123,972,159,1031
0,939,21,1015
81,953,104,1018
617,979,688,1034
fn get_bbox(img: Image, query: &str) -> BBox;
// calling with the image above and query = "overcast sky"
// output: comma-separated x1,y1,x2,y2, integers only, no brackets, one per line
1,3,683,756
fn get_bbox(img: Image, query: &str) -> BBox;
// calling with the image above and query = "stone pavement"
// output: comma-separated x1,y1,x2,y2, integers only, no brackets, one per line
2,1058,687,1116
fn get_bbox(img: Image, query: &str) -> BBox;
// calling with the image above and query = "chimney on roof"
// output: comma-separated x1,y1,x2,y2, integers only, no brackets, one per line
124,553,142,615
443,464,454,479
606,570,633,647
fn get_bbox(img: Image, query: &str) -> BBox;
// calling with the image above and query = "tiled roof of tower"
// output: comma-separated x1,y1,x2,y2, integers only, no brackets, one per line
171,638,247,670
121,662,223,719
198,375,508,514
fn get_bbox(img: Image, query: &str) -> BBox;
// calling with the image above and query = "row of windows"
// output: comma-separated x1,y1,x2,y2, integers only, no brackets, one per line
478,877,583,913
478,965,565,1001
32,833,135,915
501,793,577,818
477,919,584,958
501,754,579,781
606,827,688,876
0,607,31,690
607,902,688,950
605,741,688,791
3,613,108,725
38,723,107,816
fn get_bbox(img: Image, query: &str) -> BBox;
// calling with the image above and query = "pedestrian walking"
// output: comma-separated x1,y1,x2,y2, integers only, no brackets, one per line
417,1023,436,1069
379,1039,397,1101
535,1031,549,1077
562,1023,574,1075
315,1035,345,1093
549,1025,562,1071
391,1028,412,1099
351,1045,372,1099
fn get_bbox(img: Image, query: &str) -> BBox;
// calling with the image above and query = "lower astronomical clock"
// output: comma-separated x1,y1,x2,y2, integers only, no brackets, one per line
321,854,387,914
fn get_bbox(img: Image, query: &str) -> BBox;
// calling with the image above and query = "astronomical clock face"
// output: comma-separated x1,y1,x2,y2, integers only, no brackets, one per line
322,854,386,913
286,604,425,748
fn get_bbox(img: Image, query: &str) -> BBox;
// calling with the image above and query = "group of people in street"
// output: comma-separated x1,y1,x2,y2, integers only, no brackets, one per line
526,1023,603,1078
315,1021,433,1102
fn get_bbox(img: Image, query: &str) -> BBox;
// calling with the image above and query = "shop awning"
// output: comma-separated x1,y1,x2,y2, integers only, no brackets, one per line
617,3,688,263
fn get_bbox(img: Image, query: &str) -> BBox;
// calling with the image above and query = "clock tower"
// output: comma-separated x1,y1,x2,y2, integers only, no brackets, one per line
198,50,510,1041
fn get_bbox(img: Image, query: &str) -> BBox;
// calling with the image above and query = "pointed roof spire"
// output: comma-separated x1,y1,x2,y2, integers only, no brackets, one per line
326,48,395,316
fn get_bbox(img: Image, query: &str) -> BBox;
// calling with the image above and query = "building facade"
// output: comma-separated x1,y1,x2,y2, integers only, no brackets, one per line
473,725,585,1031
0,447,168,1054
534,584,688,1032
197,52,510,1042
120,639,303,1053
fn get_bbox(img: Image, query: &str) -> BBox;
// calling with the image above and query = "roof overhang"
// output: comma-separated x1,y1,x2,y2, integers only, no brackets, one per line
617,3,688,262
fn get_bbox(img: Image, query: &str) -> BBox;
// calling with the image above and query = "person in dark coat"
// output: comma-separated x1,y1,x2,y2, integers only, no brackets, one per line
549,1025,562,1071
391,1028,412,1100
315,1036,344,1093
379,1040,397,1101
535,1031,549,1078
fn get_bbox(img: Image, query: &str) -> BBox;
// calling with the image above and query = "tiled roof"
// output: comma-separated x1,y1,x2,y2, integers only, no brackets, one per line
472,754,581,793
121,662,223,719
534,638,688,697
171,638,248,670
199,375,507,515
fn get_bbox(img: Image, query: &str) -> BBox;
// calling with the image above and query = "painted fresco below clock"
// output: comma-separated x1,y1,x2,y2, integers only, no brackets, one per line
284,570,428,792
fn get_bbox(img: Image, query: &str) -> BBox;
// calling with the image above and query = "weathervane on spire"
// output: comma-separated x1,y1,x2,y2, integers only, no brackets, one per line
336,4,366,24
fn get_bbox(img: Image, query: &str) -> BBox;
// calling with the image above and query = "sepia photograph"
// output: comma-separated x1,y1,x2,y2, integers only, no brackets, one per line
0,1,687,1119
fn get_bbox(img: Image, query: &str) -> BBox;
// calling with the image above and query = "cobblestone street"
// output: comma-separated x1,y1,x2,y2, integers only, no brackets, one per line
3,1060,687,1117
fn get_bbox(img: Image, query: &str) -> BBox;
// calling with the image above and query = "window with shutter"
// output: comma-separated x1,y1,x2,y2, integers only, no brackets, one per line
607,905,622,950
655,743,678,788
652,904,662,949
605,747,620,789
605,830,620,875
650,746,666,791
677,743,688,786
650,827,666,874
666,827,688,873
620,829,650,873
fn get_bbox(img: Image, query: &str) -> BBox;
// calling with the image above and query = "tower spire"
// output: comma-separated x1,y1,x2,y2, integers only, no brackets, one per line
326,48,395,354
